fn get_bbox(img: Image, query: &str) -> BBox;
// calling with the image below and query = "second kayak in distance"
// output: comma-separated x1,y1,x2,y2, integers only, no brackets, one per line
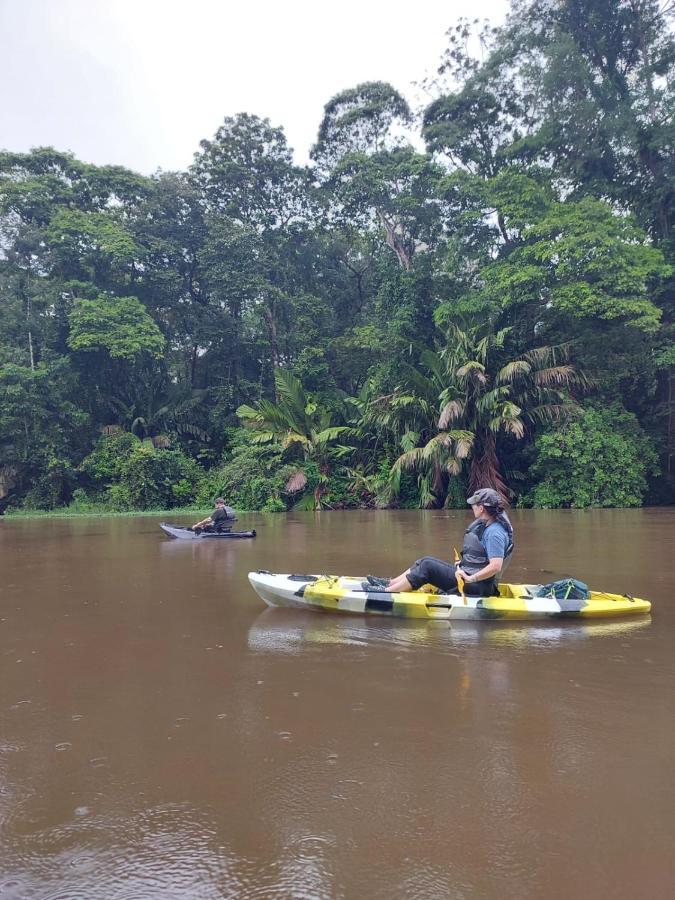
161,524,257,540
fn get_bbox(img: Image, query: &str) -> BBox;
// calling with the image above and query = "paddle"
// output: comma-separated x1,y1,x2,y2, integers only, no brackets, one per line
453,547,468,605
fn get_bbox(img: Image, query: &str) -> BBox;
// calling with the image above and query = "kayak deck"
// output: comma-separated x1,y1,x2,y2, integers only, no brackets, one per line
160,523,256,540
248,572,651,620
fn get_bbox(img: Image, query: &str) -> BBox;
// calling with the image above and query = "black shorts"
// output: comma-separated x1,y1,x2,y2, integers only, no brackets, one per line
407,556,495,596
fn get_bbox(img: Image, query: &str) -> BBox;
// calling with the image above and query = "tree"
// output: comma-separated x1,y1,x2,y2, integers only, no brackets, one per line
67,295,165,360
311,81,412,170
0,357,90,507
433,171,668,348
327,148,446,270
191,114,324,387
528,404,658,507
376,326,584,504
237,368,355,508
471,0,675,245
191,113,313,230
311,83,443,270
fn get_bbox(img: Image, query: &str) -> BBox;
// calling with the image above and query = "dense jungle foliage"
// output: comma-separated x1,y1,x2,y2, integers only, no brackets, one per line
1,0,673,512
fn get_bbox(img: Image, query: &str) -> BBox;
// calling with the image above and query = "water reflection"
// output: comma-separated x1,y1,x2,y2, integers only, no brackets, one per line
247,607,652,655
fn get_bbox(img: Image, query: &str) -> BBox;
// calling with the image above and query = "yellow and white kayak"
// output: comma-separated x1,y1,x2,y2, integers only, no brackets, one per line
248,572,651,621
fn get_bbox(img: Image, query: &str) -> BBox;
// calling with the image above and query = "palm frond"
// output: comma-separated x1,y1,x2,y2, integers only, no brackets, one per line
292,492,316,510
393,447,427,471
454,433,475,459
314,426,355,445
502,417,525,438
250,431,277,444
400,430,420,453
418,348,446,385
476,387,509,412
418,474,437,509
175,423,210,441
501,401,523,419
282,433,310,450
438,399,464,429
456,361,487,385
274,368,306,413
421,432,454,461
131,416,147,435
534,365,577,386
285,469,307,493
331,444,354,458
528,402,581,424
523,345,561,367
237,404,263,423
496,360,531,384
398,359,439,401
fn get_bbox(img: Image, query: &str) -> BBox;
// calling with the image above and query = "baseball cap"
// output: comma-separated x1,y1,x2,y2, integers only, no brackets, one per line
466,488,503,508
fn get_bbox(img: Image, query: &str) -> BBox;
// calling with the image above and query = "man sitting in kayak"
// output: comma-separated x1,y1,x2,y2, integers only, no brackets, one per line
192,498,234,533
366,488,514,596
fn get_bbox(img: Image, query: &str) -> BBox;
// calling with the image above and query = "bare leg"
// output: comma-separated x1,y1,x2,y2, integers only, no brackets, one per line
386,570,414,592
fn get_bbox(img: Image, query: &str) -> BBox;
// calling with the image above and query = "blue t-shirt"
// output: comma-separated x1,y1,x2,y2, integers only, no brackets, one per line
481,522,510,560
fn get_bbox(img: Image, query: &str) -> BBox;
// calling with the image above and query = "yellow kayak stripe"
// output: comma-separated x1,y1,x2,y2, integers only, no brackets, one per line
304,576,342,609
478,595,529,613
579,597,651,616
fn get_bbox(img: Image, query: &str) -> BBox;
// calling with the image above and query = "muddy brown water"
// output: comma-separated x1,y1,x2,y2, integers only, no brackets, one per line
1,509,674,899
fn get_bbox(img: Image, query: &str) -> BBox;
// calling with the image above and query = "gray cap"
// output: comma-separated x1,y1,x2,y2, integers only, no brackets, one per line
215,497,226,504
467,488,503,508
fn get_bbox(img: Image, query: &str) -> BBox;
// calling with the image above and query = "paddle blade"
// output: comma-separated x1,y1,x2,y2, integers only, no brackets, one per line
456,571,467,605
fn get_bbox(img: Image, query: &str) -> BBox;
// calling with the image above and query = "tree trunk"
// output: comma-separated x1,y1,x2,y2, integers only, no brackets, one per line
22,274,35,371
263,302,281,401
376,209,412,270
469,431,510,502
190,344,198,386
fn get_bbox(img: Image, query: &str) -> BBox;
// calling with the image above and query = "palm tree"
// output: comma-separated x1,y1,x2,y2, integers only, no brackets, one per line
103,372,209,448
237,368,356,509
365,351,470,506
374,325,585,505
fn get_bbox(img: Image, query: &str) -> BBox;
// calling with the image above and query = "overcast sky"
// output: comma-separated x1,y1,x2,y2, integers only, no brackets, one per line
1,0,509,174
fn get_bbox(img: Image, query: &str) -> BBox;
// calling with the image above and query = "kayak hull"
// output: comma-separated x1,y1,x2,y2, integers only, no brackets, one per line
247,572,651,620
161,523,256,540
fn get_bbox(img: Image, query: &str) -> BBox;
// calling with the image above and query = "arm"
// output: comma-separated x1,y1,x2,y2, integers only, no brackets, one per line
192,515,213,529
457,557,503,584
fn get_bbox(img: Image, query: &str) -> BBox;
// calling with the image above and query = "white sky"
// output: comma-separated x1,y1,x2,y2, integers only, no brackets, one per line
1,0,509,174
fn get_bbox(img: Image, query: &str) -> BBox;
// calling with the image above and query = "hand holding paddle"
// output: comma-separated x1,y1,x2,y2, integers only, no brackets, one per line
453,547,468,605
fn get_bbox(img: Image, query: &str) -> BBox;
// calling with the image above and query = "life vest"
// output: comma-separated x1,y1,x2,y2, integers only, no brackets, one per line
460,514,514,575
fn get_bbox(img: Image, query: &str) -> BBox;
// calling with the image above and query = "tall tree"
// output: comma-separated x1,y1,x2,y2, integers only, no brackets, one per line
378,327,584,504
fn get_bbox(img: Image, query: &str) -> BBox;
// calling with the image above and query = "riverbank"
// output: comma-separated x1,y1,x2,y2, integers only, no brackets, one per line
2,506,211,519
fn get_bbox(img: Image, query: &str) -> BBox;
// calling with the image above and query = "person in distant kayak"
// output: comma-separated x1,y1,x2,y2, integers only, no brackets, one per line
192,498,235,533
366,488,514,596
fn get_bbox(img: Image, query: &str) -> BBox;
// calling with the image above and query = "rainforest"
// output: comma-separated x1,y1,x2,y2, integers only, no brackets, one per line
1,0,673,513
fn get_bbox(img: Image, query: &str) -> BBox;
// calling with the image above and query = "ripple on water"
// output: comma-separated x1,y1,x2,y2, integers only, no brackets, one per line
0,803,245,900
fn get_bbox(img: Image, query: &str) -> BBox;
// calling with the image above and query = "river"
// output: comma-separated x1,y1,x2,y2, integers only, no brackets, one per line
1,509,674,899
